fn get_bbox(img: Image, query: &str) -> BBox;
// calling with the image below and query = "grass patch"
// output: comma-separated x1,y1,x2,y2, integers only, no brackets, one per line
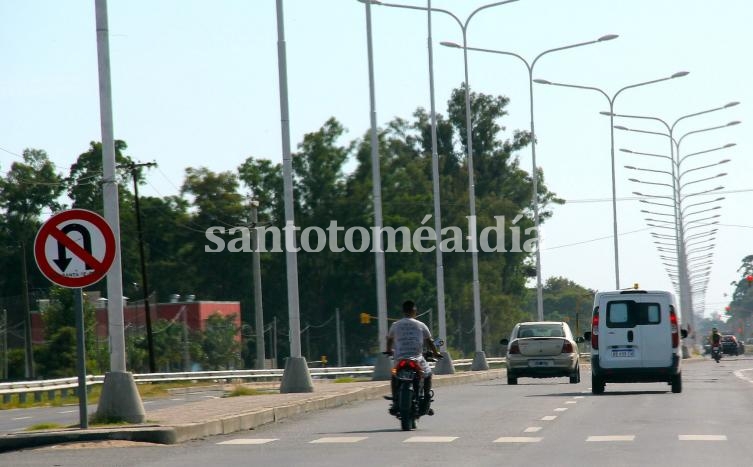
225,385,266,397
333,377,370,383
25,422,67,431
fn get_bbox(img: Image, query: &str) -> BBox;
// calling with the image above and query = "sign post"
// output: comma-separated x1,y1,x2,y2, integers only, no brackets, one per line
34,209,116,429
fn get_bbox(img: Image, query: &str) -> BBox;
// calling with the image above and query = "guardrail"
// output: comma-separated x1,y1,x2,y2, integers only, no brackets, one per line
0,355,598,403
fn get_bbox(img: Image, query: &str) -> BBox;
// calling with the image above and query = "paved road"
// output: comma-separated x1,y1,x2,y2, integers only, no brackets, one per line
3,356,753,466
0,387,225,433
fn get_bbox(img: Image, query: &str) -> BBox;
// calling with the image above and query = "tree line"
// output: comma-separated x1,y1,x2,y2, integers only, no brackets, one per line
0,84,598,379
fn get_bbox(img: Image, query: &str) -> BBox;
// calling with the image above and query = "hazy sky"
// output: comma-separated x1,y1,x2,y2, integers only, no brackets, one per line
1,0,750,320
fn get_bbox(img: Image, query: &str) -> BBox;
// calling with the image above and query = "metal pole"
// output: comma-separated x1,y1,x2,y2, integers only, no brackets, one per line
608,108,620,289
335,307,342,367
182,306,190,371
20,242,34,379
74,288,88,429
251,201,266,369
275,0,311,393
95,0,126,374
364,1,392,381
527,71,544,320
2,309,7,380
426,0,453,373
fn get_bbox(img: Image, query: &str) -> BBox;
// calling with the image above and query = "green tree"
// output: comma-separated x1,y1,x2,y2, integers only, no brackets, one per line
201,313,241,370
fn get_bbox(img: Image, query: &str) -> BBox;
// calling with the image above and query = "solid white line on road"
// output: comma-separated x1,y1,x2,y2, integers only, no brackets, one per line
310,437,368,444
678,435,727,441
540,416,557,421
203,396,220,399
170,398,185,401
142,401,154,404
565,401,577,404
404,436,458,443
494,437,542,443
554,408,568,412
218,438,278,445
12,416,32,420
57,410,76,414
524,427,542,433
586,435,635,442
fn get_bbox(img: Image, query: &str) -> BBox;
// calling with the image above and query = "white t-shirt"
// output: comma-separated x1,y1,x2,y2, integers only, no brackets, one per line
388,317,432,375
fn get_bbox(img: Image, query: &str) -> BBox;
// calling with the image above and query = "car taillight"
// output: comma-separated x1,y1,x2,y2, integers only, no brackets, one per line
591,311,599,350
670,306,679,348
561,340,574,354
509,341,520,354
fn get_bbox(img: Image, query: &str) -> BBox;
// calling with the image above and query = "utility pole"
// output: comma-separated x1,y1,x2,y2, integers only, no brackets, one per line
250,199,266,369
335,308,342,367
1,309,7,380
20,242,34,379
120,160,158,373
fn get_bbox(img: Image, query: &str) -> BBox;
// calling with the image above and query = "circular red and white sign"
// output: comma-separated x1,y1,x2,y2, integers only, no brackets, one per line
34,209,116,288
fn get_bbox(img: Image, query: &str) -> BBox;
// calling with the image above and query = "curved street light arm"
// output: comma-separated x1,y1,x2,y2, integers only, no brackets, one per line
683,206,721,218
684,214,720,228
620,148,672,162
684,221,720,232
631,178,673,189
626,165,673,177
669,102,739,133
677,122,741,152
680,173,726,191
678,160,730,181
641,209,674,217
635,191,673,201
641,199,674,209
679,143,736,167
685,229,718,242
680,186,724,202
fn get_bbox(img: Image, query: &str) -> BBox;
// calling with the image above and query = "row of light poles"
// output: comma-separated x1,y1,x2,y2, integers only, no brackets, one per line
610,103,740,348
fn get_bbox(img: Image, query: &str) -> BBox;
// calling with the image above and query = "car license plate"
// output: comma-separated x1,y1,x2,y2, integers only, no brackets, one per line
612,349,634,358
528,359,553,367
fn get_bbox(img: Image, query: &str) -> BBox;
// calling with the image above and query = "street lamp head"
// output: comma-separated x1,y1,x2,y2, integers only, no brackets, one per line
718,159,731,164
620,148,633,153
727,120,741,126
628,178,639,182
723,143,736,148
440,41,462,48
625,165,636,169
533,79,552,85
357,0,382,4
724,101,740,108
614,125,629,131
598,34,619,41
600,111,615,116
671,71,690,78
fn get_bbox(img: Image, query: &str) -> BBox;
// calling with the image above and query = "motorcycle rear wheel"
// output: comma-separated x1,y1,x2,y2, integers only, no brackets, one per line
399,383,414,431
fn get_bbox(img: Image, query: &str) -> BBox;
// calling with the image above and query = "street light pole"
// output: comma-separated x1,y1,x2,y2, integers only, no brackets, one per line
446,34,618,320
533,71,689,290
366,0,519,372
275,0,312,393
250,199,265,370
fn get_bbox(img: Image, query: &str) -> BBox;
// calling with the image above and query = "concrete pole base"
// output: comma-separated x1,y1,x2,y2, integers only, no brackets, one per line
94,371,145,424
280,357,313,393
372,353,393,381
471,351,489,371
433,351,456,375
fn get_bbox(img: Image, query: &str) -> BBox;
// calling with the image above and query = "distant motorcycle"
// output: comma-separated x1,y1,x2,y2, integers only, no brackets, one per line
711,345,722,363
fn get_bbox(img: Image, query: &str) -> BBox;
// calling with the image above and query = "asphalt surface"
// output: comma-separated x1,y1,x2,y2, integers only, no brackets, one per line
3,356,753,466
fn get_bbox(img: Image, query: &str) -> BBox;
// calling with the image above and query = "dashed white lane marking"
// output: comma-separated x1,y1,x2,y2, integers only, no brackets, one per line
170,398,185,401
12,416,31,420
218,438,278,445
142,401,154,404
524,427,542,433
541,415,557,421
404,436,458,443
494,437,542,443
57,410,76,414
586,435,635,442
574,396,585,399
310,437,368,444
733,368,753,384
203,396,220,399
678,435,727,441
565,401,577,404
554,408,568,412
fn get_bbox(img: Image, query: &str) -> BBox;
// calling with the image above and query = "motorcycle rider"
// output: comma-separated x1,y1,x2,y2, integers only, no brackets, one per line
710,327,722,353
385,300,441,416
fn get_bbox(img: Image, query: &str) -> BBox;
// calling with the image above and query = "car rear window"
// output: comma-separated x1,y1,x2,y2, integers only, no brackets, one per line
606,301,661,328
517,324,565,338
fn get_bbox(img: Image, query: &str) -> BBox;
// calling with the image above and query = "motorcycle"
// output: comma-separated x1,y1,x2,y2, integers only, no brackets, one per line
711,345,722,363
385,342,443,432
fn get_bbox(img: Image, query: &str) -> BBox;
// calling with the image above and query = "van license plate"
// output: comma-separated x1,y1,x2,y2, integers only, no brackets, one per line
612,349,634,358
529,360,553,367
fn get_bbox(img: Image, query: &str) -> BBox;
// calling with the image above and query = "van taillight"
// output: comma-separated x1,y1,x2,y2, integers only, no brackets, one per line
591,312,599,350
509,341,520,354
561,340,574,353
670,306,679,348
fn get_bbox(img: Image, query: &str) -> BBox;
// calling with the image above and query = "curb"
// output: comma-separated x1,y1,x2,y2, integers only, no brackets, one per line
0,369,503,452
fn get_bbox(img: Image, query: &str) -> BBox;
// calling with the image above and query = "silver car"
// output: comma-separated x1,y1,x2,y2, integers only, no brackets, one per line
501,321,583,385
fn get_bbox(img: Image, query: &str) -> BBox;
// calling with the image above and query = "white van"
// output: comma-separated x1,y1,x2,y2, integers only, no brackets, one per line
584,289,687,394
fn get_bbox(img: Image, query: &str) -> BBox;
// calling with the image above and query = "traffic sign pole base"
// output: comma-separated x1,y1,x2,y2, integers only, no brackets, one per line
280,357,314,393
94,371,146,424
471,351,489,371
371,353,393,381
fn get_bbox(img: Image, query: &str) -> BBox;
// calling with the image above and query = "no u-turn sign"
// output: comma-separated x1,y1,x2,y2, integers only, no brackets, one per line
34,209,116,288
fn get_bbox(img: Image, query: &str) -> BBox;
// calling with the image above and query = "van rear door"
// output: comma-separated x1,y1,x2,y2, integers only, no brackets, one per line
600,294,672,369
